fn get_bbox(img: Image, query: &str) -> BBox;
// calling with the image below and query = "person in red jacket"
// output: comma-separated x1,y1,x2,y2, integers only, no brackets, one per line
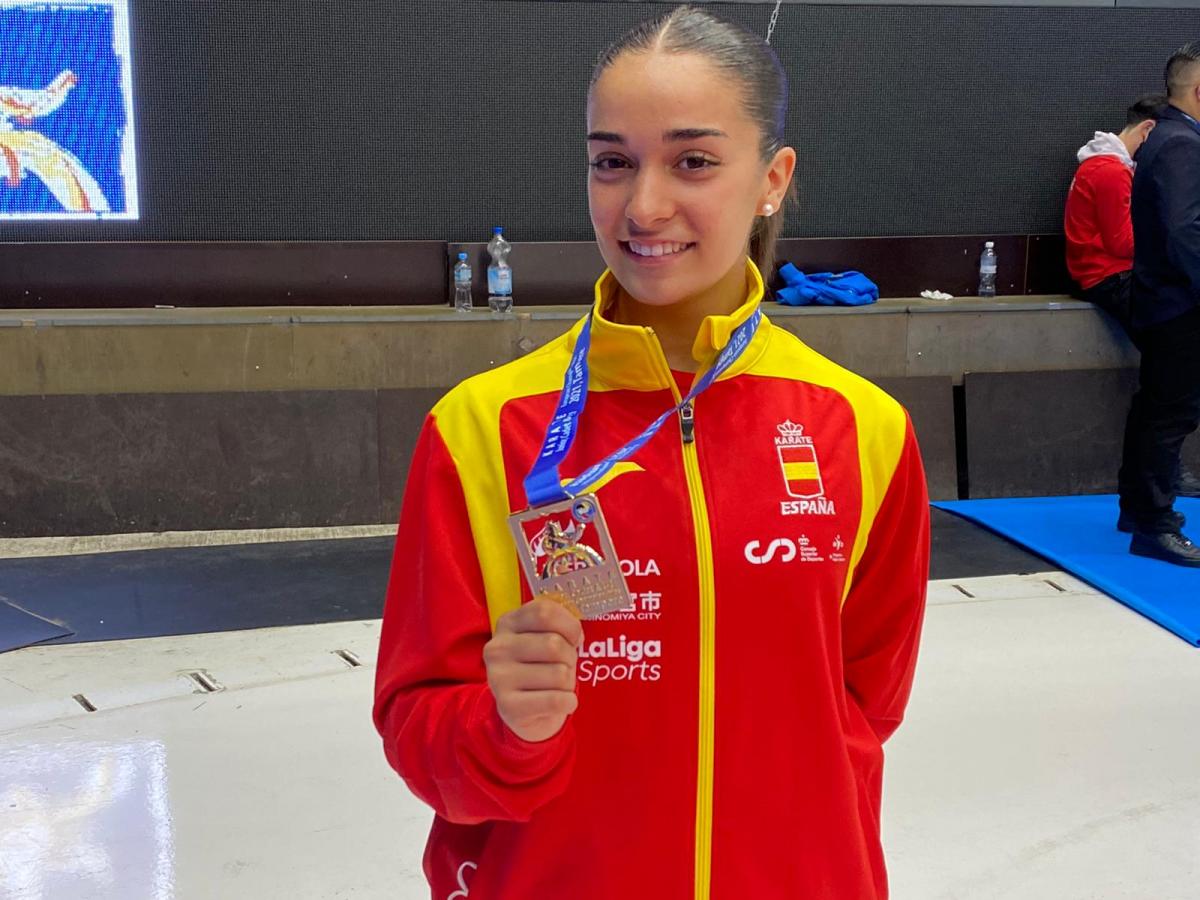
373,7,930,899
1064,95,1166,331
1064,93,1200,509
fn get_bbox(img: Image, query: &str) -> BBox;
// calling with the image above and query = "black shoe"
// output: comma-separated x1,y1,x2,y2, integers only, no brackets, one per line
1178,469,1200,499
1129,531,1200,567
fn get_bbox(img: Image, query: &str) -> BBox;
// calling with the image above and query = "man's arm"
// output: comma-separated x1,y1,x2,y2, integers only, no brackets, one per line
1155,137,1200,293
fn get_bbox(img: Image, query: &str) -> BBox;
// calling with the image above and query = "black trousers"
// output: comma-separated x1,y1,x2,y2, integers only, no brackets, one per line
1118,305,1200,532
1081,270,1135,337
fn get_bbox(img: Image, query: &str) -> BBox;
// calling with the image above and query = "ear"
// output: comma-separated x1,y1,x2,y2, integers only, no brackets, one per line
761,146,797,210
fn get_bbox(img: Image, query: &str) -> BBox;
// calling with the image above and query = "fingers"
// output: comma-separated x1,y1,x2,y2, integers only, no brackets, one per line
497,689,579,723
486,596,585,743
498,597,584,648
503,661,577,692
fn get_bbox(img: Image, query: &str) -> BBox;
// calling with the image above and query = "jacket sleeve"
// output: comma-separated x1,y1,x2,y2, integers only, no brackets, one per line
1094,163,1135,262
841,416,930,744
372,414,576,825
1156,138,1200,293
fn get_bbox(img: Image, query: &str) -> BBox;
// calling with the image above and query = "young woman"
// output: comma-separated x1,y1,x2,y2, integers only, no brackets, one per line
374,7,929,899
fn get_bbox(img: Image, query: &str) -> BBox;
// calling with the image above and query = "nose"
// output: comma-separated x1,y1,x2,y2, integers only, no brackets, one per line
625,169,673,231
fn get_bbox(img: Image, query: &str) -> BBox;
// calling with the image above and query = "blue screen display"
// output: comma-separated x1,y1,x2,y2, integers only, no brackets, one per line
0,1,137,219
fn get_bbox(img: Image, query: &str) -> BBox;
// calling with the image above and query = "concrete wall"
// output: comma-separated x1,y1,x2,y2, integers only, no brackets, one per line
0,296,1135,396
0,297,1156,536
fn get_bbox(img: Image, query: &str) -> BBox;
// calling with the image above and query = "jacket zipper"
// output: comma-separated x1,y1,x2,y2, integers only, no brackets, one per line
648,335,715,900
679,401,696,444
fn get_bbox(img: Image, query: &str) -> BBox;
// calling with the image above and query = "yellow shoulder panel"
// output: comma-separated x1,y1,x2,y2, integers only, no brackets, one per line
429,325,580,629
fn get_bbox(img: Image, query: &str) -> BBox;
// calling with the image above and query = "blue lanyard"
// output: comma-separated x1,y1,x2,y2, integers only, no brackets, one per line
522,307,762,508
1181,111,1200,137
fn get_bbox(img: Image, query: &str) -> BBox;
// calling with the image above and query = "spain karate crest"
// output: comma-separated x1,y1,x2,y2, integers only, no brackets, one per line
775,420,824,499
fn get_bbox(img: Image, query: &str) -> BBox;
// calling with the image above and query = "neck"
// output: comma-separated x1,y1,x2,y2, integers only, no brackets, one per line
611,259,750,372
1118,130,1139,158
1172,98,1200,121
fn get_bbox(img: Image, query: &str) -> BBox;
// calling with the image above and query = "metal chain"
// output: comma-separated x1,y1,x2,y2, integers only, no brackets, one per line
766,0,784,45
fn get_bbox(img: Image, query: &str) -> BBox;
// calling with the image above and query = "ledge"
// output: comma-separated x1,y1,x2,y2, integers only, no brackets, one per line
0,294,1084,328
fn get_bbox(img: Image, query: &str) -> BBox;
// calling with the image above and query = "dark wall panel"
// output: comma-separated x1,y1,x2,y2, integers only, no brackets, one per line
964,369,1200,498
0,386,446,536
0,391,382,536
875,375,958,500
0,241,446,308
377,387,445,523
0,2,1190,244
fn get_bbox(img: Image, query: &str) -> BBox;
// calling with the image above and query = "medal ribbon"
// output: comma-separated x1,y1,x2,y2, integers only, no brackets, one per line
523,307,762,508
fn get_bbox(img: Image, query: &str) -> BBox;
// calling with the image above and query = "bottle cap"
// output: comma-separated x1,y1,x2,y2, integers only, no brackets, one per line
985,241,994,248
458,252,467,260
493,226,503,234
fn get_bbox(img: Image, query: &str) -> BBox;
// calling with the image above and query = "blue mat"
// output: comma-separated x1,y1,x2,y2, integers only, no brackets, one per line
933,495,1200,647
0,598,73,654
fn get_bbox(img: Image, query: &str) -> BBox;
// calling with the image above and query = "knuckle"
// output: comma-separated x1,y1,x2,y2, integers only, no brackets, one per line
559,664,577,690
531,600,557,628
483,639,508,667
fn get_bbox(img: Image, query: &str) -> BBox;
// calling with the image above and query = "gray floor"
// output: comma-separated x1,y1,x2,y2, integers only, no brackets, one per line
0,510,1046,651
0,565,1196,899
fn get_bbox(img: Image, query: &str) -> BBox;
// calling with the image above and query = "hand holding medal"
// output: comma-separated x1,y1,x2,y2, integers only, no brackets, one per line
484,597,584,743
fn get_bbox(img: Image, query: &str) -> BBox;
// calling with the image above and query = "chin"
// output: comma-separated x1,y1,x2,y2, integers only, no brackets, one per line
610,268,700,308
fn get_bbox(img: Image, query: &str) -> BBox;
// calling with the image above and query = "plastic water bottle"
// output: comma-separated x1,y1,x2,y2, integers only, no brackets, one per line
453,252,473,312
487,227,513,314
978,242,998,297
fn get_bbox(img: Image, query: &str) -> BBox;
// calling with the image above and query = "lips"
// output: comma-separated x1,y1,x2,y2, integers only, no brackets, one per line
620,240,696,261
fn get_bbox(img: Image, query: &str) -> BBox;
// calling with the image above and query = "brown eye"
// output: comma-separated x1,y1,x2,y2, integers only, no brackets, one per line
678,155,717,171
590,156,630,171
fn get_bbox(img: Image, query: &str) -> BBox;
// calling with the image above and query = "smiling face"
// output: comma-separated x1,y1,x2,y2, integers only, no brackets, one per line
587,51,792,310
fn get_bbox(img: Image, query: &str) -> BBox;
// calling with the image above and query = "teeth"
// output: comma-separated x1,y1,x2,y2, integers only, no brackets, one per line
628,241,690,258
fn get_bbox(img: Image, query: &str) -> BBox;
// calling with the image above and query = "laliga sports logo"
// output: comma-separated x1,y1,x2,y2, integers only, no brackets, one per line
775,420,836,516
577,634,663,687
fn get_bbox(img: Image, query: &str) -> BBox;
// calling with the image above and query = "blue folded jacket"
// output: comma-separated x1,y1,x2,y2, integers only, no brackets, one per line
775,263,879,307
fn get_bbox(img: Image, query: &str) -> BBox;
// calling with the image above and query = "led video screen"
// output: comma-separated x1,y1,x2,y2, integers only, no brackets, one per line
0,0,137,219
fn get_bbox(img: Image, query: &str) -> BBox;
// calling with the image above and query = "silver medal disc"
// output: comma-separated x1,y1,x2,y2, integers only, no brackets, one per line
508,493,632,620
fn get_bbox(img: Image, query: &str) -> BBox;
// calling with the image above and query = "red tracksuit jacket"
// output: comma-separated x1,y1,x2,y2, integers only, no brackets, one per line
374,261,930,900
1064,153,1135,291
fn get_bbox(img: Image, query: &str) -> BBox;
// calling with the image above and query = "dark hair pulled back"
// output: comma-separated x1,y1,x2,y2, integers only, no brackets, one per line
591,5,795,277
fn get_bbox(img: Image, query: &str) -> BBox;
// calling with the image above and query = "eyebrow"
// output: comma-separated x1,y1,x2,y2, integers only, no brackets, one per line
586,128,729,144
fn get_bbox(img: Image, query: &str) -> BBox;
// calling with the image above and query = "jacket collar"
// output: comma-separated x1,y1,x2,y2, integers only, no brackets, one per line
568,258,772,391
1161,104,1200,133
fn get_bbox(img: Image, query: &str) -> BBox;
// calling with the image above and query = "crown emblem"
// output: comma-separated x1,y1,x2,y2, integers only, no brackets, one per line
777,420,804,437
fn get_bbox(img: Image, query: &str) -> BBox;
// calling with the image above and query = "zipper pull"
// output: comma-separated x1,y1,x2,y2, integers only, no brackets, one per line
679,401,695,444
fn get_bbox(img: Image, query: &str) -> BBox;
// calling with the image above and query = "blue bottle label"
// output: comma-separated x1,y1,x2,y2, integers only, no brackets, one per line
489,267,512,295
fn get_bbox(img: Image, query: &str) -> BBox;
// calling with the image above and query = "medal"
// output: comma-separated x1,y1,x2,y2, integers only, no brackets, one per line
508,494,629,620
511,304,762,618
